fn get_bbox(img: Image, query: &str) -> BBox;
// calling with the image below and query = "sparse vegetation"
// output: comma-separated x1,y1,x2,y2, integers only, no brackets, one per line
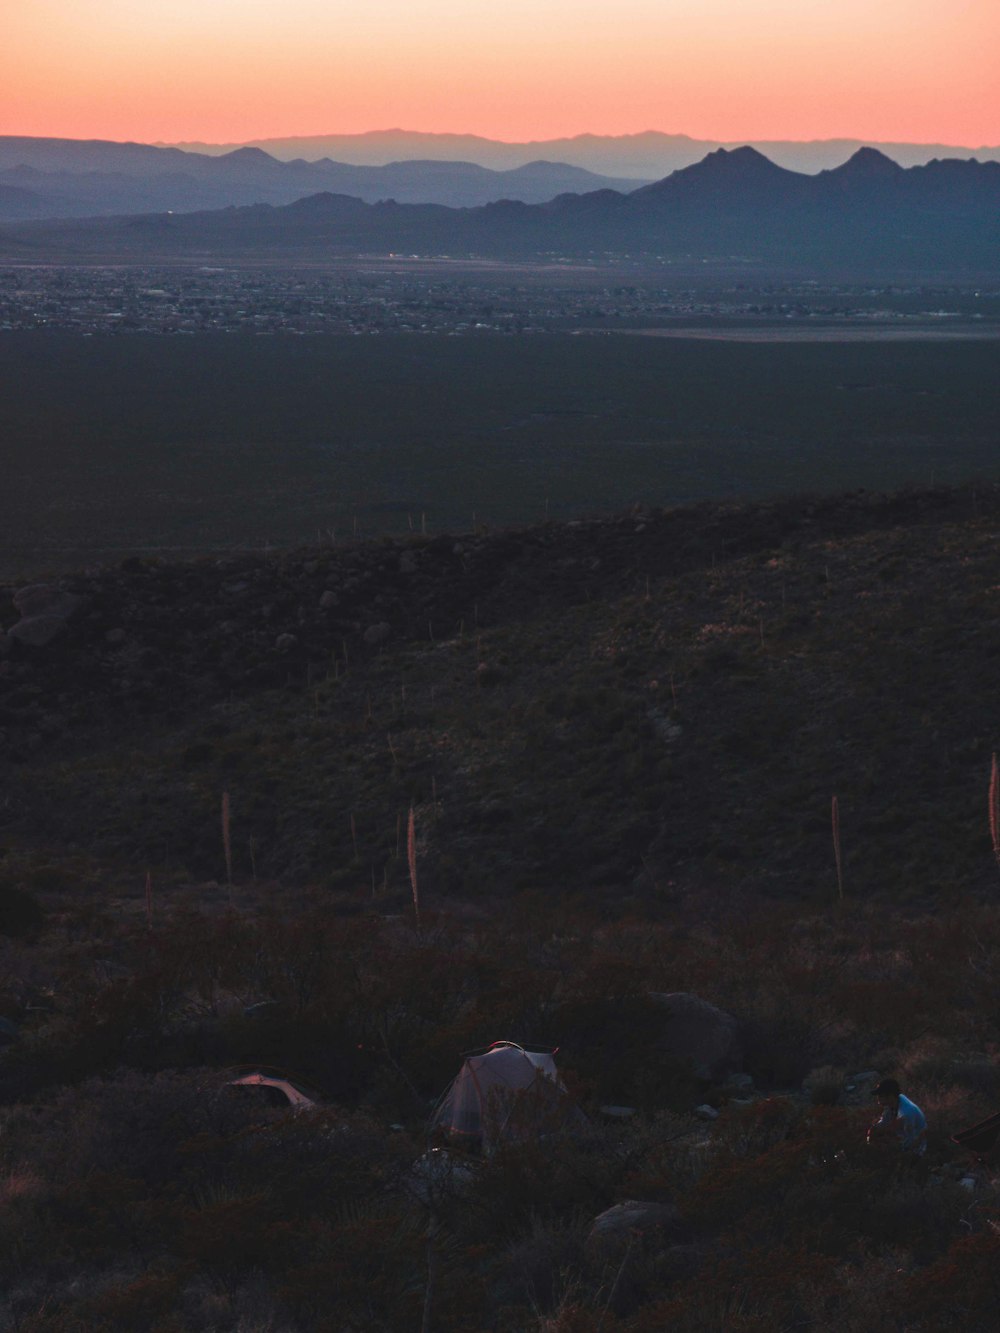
2,483,1000,1328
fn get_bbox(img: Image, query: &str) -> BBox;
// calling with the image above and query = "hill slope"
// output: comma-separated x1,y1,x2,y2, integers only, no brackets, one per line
4,483,1000,905
4,486,1000,1329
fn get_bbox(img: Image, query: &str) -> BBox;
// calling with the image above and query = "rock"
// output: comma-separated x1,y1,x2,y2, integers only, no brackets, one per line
0,633,9,658
599,1105,637,1119
724,1073,754,1092
647,991,742,1080
105,628,127,645
274,633,298,651
319,590,339,609
587,1200,683,1257
8,585,85,649
363,622,391,646
8,615,71,648
398,551,419,575
13,585,81,620
959,1175,977,1192
694,1104,719,1121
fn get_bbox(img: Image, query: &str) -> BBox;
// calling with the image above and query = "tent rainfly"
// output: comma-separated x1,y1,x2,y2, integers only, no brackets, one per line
429,1041,582,1150
227,1071,318,1109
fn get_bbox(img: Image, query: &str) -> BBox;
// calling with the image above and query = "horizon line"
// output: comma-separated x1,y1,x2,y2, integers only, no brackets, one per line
3,128,1000,153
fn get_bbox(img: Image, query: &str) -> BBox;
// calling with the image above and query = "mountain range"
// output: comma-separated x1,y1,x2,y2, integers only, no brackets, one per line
3,147,999,273
165,128,1000,177
0,137,646,220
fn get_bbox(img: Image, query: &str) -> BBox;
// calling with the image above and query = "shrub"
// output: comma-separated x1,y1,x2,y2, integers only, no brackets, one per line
0,884,45,937
900,1227,1000,1330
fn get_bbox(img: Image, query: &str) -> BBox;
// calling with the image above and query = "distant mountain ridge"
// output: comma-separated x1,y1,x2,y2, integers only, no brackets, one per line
0,137,648,220
3,147,999,273
166,128,1000,177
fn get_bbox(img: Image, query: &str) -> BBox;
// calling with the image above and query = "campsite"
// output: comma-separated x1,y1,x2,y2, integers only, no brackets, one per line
2,482,1000,1329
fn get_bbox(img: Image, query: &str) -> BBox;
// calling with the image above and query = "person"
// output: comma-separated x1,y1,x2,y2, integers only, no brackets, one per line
867,1077,927,1155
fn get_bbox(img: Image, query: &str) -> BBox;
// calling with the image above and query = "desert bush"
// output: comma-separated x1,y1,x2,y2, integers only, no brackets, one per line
46,1171,178,1266
899,1036,1000,1100
498,1215,588,1317
0,1068,267,1190
47,1270,183,1333
278,1205,483,1331
0,884,45,937
710,1097,800,1159
899,1225,1000,1330
176,1189,295,1279
467,1137,619,1243
803,1064,847,1105
629,1245,837,1332
547,994,700,1113
739,1002,831,1087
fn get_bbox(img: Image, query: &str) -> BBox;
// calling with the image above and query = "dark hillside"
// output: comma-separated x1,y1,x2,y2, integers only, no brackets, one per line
3,483,1000,900
4,487,1000,1329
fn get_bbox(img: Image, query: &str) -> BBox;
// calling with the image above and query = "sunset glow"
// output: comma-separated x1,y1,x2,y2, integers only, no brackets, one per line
3,0,999,146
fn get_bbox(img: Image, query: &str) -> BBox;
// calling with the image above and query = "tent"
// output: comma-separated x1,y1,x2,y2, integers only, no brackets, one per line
429,1041,583,1151
226,1070,319,1110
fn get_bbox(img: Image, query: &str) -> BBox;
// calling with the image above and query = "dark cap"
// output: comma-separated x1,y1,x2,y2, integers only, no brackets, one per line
872,1077,900,1098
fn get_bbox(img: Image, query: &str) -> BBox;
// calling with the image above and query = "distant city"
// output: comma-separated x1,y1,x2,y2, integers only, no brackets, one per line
2,265,996,337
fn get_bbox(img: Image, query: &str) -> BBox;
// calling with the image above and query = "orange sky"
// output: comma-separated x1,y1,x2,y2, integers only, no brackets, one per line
3,0,998,146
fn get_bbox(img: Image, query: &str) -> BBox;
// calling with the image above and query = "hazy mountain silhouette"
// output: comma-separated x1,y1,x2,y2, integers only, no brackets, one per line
167,128,1000,177
0,137,647,219
3,147,998,272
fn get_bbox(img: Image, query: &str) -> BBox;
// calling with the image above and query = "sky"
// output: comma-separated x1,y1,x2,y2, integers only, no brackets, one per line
3,0,998,146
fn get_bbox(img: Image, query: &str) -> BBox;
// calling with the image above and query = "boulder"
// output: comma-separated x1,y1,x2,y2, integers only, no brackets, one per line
8,585,85,649
14,585,81,619
8,615,72,648
723,1072,754,1094
586,1200,684,1259
363,622,391,645
647,991,742,1080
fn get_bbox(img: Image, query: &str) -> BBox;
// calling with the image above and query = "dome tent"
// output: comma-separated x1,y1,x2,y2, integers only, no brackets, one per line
226,1069,319,1110
429,1041,583,1151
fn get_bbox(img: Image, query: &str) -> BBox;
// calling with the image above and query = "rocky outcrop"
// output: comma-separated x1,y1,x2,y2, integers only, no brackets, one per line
7,584,86,648
647,991,742,1081
586,1200,685,1259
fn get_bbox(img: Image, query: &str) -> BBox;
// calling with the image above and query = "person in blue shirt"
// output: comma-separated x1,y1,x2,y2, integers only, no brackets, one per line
867,1077,927,1155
